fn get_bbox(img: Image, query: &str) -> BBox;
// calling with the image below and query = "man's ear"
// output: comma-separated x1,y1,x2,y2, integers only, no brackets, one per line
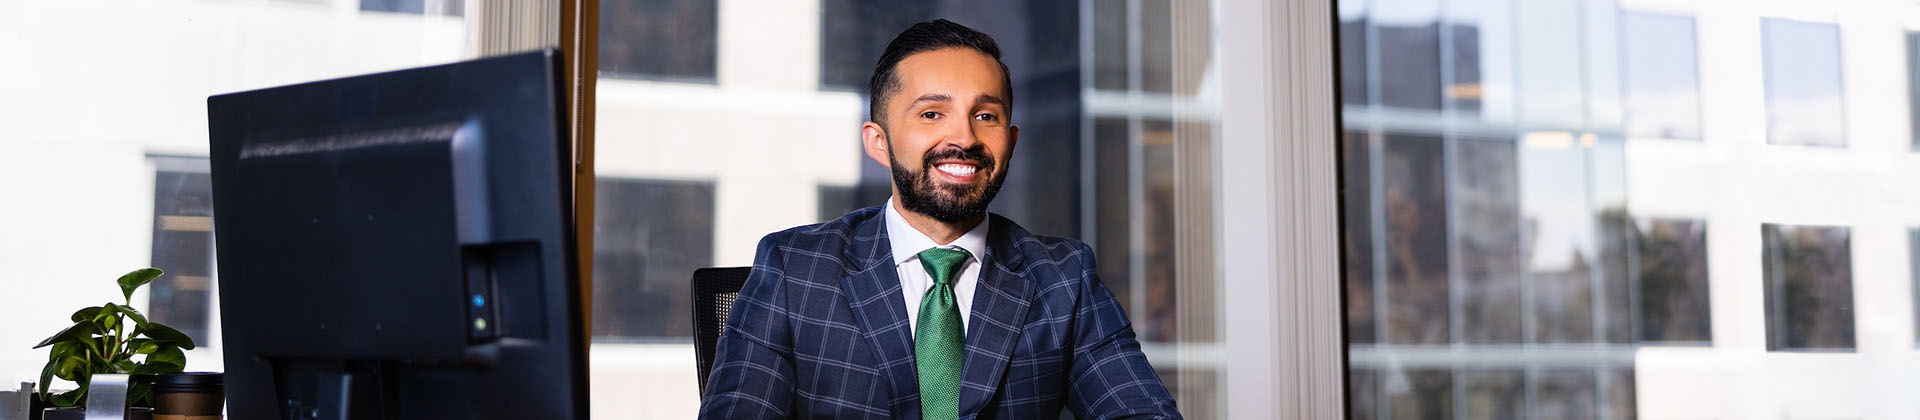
862,121,892,169
1007,124,1020,154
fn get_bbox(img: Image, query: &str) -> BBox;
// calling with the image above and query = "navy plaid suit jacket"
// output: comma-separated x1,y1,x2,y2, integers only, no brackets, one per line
699,206,1181,419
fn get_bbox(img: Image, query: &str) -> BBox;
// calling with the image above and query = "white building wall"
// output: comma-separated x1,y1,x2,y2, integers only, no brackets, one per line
1623,0,1920,418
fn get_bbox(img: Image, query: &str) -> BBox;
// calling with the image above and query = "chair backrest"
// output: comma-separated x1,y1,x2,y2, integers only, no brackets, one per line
690,266,752,396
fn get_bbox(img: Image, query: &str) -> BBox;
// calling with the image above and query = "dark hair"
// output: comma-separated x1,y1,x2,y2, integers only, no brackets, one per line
868,19,1012,126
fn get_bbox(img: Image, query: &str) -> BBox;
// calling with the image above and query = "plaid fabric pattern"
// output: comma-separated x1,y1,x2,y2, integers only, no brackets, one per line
698,206,1182,420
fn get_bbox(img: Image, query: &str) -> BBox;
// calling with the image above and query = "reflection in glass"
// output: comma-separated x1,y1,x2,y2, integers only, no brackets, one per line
1536,369,1597,420
1349,368,1379,420
1385,369,1452,419
1459,139,1522,344
1633,218,1710,343
592,179,716,339
1909,32,1920,151
150,170,216,346
599,0,718,82
1343,130,1377,344
1383,134,1449,345
1141,121,1178,342
1377,18,1443,110
1521,142,1594,345
1762,18,1847,147
1340,17,1370,106
1460,369,1524,420
1621,12,1701,140
1763,224,1854,351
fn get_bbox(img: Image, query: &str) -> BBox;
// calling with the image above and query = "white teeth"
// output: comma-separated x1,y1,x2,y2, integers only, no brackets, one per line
937,164,977,176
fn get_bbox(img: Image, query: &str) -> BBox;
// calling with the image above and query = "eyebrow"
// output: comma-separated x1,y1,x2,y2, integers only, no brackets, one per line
908,94,1008,108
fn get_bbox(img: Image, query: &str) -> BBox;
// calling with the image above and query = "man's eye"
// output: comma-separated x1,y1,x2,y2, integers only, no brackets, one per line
920,111,941,120
975,113,999,122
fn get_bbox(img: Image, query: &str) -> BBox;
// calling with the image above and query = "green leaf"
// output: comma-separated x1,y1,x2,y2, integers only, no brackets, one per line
34,321,99,349
69,306,103,323
36,359,54,402
50,388,84,407
129,339,159,355
116,268,163,303
148,345,186,368
102,303,148,327
137,322,196,350
128,381,152,407
52,355,88,382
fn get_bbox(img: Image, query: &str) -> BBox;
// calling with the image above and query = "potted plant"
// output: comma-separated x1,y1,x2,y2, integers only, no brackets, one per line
32,268,197,411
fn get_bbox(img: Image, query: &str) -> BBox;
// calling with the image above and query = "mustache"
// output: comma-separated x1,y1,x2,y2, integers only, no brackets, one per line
921,145,995,173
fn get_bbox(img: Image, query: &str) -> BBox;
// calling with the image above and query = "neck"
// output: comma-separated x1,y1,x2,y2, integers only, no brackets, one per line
891,199,983,245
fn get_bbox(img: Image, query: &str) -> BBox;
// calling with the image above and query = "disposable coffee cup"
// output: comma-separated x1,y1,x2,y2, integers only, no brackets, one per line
151,373,222,420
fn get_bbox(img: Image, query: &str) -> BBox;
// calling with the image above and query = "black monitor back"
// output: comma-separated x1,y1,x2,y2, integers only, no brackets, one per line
207,50,585,419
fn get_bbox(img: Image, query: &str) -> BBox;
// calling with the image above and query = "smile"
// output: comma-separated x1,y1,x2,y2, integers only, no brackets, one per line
936,163,978,177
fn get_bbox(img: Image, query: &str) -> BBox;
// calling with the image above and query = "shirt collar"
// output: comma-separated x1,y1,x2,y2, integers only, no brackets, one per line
883,197,989,266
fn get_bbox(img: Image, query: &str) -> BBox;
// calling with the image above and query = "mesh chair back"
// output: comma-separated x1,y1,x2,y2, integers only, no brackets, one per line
691,266,752,395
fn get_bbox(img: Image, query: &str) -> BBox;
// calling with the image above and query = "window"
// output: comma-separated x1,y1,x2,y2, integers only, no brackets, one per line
1762,18,1847,147
1370,1,1490,112
1908,31,1920,151
1762,224,1853,351
599,0,718,82
1621,12,1702,140
359,0,463,16
591,178,716,339
1632,218,1711,343
148,159,216,347
817,0,935,91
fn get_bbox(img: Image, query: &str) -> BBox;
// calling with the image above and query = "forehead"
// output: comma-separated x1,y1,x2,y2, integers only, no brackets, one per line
891,48,1008,103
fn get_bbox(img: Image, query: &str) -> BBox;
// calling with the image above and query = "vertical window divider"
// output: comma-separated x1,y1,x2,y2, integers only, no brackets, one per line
1219,0,1343,417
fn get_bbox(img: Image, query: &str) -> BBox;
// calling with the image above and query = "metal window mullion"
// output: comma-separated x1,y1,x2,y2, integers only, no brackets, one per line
1080,0,1099,254
1437,2,1472,418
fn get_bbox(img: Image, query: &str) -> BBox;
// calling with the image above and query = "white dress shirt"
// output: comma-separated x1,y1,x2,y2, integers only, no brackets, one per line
884,198,988,337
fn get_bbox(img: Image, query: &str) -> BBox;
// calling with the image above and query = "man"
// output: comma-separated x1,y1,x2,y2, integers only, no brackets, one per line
699,19,1181,420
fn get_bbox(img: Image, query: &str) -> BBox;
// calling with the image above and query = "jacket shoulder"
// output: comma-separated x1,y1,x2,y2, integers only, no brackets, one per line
991,215,1098,287
755,206,887,278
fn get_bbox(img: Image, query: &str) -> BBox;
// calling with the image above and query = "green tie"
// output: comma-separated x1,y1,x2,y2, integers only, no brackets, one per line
915,247,970,420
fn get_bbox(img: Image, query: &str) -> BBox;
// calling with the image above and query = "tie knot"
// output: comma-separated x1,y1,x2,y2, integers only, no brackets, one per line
917,247,971,286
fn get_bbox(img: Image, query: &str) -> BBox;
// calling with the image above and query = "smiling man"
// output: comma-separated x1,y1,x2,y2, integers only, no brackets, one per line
697,19,1181,420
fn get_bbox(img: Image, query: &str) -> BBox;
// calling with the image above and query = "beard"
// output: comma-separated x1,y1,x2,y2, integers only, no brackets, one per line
888,139,1005,223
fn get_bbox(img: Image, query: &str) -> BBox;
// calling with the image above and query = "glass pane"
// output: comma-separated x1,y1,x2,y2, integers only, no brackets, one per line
1634,218,1711,343
1762,224,1854,351
1338,1,1907,418
1382,133,1449,345
1,0,469,391
1375,0,1443,110
150,170,216,346
1910,32,1920,151
592,179,716,339
1621,12,1701,140
599,0,719,82
1763,19,1847,147
1459,138,1522,344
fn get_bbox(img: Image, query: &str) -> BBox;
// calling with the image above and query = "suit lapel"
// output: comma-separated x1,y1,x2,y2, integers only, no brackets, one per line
839,213,922,418
958,223,1034,419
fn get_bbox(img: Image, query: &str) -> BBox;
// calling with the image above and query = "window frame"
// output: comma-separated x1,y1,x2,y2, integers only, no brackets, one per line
1218,0,1344,417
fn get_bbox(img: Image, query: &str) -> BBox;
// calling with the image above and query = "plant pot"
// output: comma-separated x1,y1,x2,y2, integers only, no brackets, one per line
40,406,151,420
151,373,221,420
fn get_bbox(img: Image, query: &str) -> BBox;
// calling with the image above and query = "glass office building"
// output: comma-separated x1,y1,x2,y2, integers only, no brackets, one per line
1340,0,1920,418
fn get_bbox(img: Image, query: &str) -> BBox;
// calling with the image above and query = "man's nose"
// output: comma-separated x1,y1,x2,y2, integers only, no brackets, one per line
945,118,980,149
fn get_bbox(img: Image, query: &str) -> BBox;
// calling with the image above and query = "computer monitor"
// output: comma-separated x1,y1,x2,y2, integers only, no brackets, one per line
206,50,586,419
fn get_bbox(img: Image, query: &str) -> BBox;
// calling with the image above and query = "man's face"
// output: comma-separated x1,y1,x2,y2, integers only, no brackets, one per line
864,47,1018,223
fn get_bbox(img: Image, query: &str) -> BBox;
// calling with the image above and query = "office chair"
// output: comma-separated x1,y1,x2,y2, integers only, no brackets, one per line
690,266,752,396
